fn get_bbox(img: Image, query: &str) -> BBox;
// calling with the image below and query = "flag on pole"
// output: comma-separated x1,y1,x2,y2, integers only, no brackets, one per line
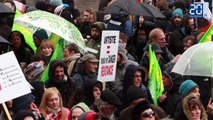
199,24,213,43
148,44,164,105
40,34,64,82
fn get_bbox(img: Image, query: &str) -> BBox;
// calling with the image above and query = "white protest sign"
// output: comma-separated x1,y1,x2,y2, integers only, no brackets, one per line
98,31,119,82
0,51,31,104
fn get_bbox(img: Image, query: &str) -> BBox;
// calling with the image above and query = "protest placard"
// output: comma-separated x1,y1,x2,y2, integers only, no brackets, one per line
98,31,119,82
0,51,31,104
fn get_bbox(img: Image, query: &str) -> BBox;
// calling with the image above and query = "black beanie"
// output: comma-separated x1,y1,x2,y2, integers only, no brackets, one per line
132,100,151,120
126,85,145,104
12,93,35,113
100,90,122,107
13,110,36,120
33,29,48,41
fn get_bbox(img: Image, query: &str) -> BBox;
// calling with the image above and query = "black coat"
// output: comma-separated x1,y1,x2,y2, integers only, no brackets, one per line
169,28,186,56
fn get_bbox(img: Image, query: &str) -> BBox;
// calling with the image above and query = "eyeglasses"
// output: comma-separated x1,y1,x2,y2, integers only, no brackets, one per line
141,111,155,118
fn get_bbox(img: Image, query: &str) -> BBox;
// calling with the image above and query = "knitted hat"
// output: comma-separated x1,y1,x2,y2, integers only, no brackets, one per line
100,90,122,107
71,102,91,112
13,110,36,120
172,8,183,18
126,85,145,104
33,29,48,41
179,80,198,96
132,100,151,120
12,93,35,113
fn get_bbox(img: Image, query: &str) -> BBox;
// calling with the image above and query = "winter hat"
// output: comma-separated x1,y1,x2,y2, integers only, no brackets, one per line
100,90,122,107
172,8,183,18
71,102,91,112
78,111,99,120
12,93,35,113
91,22,107,31
50,0,63,7
13,110,36,120
179,80,198,96
33,29,48,41
126,85,145,104
78,53,99,64
132,100,151,120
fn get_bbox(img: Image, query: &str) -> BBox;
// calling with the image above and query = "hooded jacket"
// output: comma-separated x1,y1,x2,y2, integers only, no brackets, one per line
182,95,207,120
46,59,76,107
83,80,102,106
124,64,153,104
106,45,138,96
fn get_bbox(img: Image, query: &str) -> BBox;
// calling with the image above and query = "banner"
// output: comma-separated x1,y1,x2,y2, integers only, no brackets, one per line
148,45,164,105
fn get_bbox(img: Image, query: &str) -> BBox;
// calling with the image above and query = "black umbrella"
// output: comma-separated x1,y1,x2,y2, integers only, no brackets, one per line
141,3,166,19
0,2,15,17
0,36,11,44
0,36,11,54
104,0,152,17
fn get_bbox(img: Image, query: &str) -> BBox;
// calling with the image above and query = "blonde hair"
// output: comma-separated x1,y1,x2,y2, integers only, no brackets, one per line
39,87,66,120
37,40,54,54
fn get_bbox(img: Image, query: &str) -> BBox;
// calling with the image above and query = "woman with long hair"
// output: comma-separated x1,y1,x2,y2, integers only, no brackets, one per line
8,31,33,69
39,87,70,120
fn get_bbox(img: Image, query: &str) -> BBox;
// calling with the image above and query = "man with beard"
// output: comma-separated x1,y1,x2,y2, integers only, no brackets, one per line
86,21,106,58
165,8,184,33
45,59,76,107
169,14,193,56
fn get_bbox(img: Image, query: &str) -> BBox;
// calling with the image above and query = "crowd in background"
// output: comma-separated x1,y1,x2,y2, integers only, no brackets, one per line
0,0,213,120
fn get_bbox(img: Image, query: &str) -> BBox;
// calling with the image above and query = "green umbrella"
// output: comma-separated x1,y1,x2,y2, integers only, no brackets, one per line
14,10,87,53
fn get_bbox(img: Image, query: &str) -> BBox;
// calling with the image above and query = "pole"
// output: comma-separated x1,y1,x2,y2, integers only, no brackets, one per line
2,103,12,120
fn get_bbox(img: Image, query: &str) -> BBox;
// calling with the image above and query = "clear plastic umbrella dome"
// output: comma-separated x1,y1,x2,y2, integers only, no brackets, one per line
172,42,213,77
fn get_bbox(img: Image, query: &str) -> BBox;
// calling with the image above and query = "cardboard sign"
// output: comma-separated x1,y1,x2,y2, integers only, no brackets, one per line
98,31,119,82
0,51,31,104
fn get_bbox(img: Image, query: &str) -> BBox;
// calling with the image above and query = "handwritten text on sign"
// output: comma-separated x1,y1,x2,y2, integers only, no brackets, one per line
0,52,31,104
98,31,119,82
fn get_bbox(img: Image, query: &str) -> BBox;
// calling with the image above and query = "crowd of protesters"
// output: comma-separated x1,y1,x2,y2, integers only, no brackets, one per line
0,0,213,120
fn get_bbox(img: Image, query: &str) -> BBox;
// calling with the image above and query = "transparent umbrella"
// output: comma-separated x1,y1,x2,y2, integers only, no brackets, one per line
172,42,213,97
172,42,213,77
